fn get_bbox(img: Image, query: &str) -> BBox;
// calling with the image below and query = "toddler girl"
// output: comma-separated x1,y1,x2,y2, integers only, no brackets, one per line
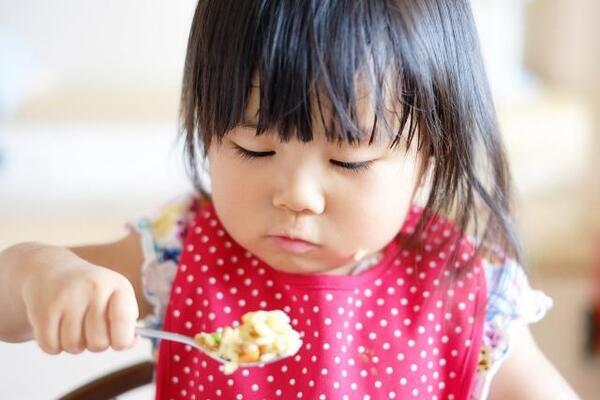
0,0,579,399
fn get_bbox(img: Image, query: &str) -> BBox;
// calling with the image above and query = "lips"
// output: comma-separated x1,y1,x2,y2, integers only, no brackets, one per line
276,235,315,244
269,235,318,254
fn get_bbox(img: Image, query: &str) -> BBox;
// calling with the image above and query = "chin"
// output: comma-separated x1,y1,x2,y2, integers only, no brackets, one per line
266,255,322,275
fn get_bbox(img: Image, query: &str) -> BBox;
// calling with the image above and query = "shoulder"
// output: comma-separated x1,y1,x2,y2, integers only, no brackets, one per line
483,258,552,324
128,191,211,329
130,192,211,244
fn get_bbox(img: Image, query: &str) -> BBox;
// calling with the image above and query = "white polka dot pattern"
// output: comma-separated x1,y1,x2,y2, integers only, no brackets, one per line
155,204,486,400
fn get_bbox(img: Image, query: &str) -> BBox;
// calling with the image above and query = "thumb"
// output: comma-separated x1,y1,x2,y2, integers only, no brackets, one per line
107,285,139,351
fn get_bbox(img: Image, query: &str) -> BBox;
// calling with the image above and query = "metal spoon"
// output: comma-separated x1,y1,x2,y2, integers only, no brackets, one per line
135,326,298,367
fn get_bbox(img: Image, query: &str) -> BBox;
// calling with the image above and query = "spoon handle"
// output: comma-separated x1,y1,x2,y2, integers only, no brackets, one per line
135,326,198,348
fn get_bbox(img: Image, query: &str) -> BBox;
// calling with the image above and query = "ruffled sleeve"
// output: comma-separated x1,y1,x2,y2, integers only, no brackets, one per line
470,259,553,399
128,193,199,331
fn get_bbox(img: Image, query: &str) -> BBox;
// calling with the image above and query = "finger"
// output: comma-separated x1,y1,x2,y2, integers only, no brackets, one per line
60,305,88,354
84,292,112,353
107,287,138,351
28,306,62,355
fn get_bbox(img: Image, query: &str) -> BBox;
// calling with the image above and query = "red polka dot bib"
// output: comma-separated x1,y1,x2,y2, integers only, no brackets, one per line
155,203,487,400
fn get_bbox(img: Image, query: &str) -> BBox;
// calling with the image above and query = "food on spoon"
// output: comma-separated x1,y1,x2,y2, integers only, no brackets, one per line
194,310,302,374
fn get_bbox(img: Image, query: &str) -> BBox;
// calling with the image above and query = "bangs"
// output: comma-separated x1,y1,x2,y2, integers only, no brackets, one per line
183,0,419,151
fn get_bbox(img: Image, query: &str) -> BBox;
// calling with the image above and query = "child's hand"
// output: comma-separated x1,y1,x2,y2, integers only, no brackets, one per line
20,245,139,354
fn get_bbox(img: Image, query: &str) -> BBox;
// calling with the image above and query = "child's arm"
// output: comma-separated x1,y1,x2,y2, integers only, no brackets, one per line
0,232,151,354
488,324,580,399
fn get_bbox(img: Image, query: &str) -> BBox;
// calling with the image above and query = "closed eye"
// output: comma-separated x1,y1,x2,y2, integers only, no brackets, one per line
233,143,373,173
233,144,275,159
330,160,373,173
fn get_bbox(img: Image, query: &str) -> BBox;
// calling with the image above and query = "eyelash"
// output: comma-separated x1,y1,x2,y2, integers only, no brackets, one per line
232,145,373,173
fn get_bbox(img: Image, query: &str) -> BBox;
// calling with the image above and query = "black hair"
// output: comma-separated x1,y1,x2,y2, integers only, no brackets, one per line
179,0,522,263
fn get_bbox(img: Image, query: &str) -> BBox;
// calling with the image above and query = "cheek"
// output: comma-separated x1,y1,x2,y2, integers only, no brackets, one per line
209,149,263,203
208,150,268,242
337,166,417,246
352,185,411,234
208,151,244,222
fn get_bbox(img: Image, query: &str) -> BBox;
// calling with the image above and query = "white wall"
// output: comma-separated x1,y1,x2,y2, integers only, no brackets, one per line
0,0,196,91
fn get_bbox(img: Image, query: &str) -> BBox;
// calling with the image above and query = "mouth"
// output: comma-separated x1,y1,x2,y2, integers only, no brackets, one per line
269,235,318,254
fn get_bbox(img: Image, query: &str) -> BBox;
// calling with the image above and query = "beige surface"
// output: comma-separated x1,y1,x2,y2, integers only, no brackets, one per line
9,87,180,123
525,0,600,90
497,90,596,276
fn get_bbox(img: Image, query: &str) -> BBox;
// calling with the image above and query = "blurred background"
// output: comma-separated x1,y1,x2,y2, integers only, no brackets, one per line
0,0,599,398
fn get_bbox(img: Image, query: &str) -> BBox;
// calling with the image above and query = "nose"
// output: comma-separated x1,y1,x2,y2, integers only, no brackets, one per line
272,168,326,215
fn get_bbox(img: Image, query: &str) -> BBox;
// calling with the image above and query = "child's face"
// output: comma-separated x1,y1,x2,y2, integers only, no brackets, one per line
207,84,422,275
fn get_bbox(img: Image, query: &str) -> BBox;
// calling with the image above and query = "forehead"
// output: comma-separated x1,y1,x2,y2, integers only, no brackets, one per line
243,71,404,147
